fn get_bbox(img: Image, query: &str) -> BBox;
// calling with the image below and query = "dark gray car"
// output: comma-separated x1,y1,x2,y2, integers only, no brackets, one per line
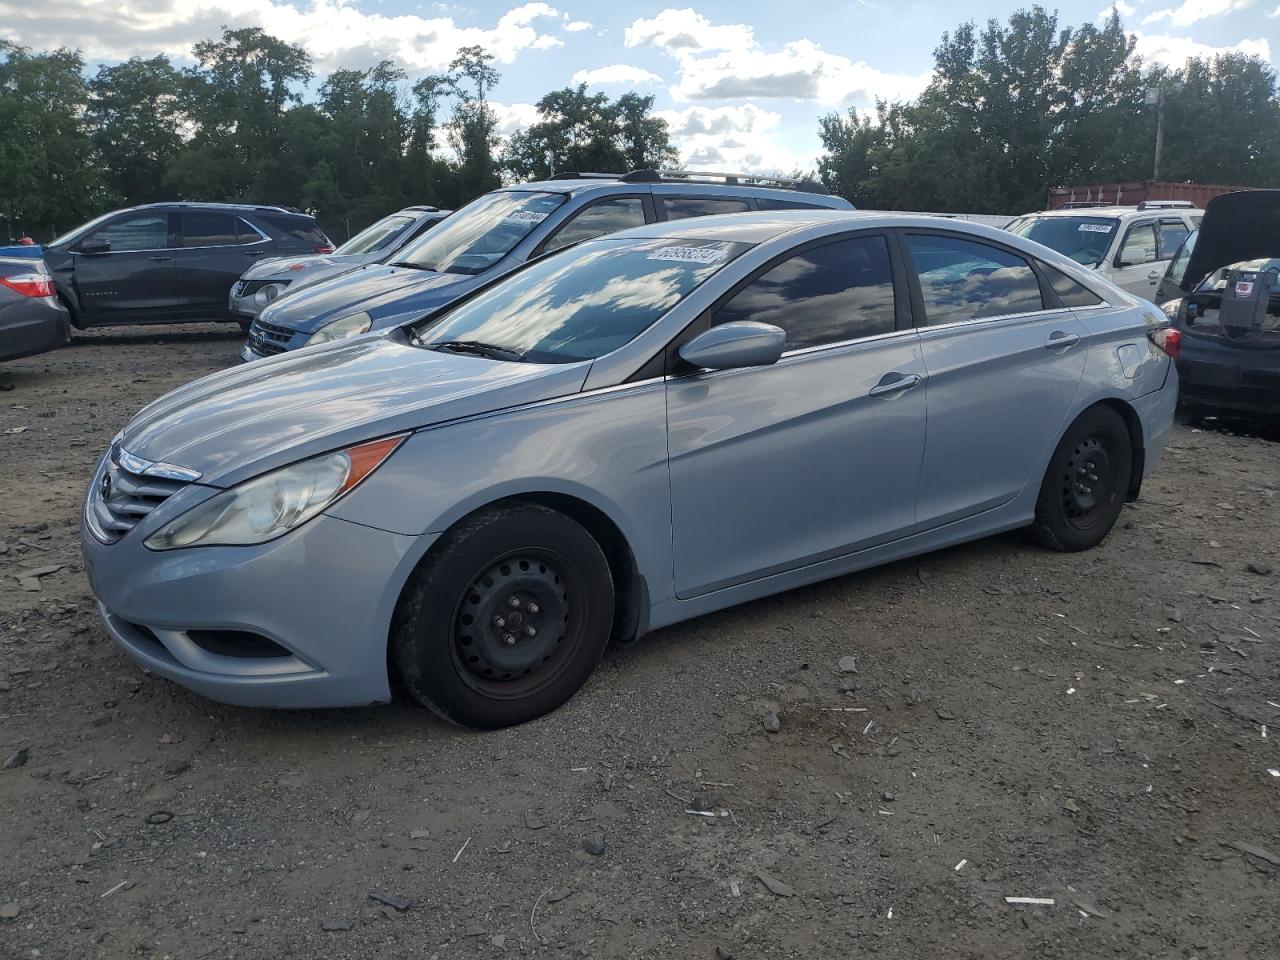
1,257,70,362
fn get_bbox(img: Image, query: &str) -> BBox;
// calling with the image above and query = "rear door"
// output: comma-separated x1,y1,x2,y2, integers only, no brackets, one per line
175,211,268,318
658,195,753,221
666,231,927,597
71,211,179,324
904,231,1088,530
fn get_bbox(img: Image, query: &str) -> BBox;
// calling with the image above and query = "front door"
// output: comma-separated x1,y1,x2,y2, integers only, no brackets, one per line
1111,220,1161,298
666,233,927,598
72,211,178,324
902,232,1088,529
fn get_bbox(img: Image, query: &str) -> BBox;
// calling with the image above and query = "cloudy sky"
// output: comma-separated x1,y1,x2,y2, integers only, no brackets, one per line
2,1,1276,172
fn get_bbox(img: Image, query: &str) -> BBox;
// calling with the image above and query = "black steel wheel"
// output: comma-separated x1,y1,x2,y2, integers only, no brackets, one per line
1030,405,1133,552
392,503,614,729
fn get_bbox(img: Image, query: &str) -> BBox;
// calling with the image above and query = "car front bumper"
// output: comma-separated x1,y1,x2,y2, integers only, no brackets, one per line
1177,338,1280,415
82,511,435,708
0,297,69,362
241,316,312,361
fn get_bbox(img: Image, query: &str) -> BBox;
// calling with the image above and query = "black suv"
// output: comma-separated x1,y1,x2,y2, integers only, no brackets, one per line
44,202,332,329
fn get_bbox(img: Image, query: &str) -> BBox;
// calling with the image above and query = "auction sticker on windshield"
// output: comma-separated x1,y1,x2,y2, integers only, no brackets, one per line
1078,223,1114,233
504,211,550,224
647,246,730,265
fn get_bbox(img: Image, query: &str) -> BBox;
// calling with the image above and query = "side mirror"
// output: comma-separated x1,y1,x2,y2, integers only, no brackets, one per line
77,238,111,255
679,321,786,371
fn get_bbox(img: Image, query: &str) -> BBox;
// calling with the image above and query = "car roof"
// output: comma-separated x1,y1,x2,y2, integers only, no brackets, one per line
499,178,850,209
131,201,312,218
1019,206,1198,219
608,209,1015,244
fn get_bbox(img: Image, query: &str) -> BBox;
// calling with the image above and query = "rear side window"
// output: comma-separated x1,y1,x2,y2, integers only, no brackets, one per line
713,235,896,350
182,211,243,247
91,213,170,252
756,198,823,211
1042,264,1103,307
259,214,329,245
544,197,646,254
907,234,1043,325
1158,219,1190,259
663,197,751,221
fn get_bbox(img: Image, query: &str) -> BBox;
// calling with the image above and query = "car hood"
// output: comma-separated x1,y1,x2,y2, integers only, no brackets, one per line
243,253,368,281
119,331,590,487
258,264,478,333
1182,190,1280,291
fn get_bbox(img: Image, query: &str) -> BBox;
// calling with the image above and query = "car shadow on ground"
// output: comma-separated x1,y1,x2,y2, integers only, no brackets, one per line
1179,406,1280,442
64,326,245,349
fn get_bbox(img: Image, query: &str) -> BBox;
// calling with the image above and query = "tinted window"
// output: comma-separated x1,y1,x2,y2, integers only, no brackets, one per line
182,211,242,247
1043,264,1103,307
1169,229,1196,287
260,214,329,245
1158,219,1190,259
544,197,646,254
1118,223,1158,265
714,236,896,350
663,197,751,220
1008,216,1118,266
395,191,566,275
756,198,823,211
415,238,749,362
90,213,169,252
907,234,1043,325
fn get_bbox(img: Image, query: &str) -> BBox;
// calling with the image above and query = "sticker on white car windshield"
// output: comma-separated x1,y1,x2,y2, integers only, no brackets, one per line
646,246,729,265
503,211,550,224
1077,223,1114,233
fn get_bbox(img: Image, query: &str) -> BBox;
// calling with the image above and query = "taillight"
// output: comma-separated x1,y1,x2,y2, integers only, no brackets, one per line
1149,326,1181,360
0,273,55,299
315,244,335,254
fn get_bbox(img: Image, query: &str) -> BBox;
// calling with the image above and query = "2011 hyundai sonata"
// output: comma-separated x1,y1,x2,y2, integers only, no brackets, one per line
82,211,1179,729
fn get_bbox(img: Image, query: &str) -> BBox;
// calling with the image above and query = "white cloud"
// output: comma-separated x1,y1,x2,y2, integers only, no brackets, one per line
1143,0,1255,27
563,18,592,32
571,64,662,86
0,0,566,72
1096,2,1136,17
656,103,781,138
1134,31,1272,66
490,100,541,136
655,102,815,174
623,8,928,106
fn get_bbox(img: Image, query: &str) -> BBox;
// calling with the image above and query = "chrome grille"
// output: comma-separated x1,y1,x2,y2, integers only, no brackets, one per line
87,443,199,544
247,318,296,356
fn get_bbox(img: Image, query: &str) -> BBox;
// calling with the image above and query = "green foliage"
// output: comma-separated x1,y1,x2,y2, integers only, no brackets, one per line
817,6,1280,214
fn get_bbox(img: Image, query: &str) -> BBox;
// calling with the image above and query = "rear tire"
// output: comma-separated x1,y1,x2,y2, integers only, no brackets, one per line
1029,406,1133,552
391,503,614,729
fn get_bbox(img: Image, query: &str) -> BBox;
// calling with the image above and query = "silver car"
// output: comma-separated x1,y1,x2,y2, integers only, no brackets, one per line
82,212,1179,728
228,206,450,323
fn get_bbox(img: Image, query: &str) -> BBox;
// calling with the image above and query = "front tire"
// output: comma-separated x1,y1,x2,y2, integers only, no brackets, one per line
1029,406,1133,552
391,503,614,729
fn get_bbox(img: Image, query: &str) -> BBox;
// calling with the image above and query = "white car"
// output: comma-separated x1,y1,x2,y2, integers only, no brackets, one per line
1006,202,1201,301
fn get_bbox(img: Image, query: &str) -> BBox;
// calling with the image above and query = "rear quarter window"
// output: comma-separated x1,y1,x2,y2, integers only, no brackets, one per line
1041,263,1103,307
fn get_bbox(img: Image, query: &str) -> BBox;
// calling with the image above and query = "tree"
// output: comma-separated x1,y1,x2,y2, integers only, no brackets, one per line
86,56,184,205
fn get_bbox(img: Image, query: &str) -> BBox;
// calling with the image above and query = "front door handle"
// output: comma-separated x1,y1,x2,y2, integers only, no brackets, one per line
1045,332,1080,352
869,373,923,398
1147,269,1162,283
148,256,172,262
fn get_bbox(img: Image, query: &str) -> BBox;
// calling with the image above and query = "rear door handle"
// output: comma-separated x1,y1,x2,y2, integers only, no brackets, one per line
869,373,923,398
148,256,172,262
1045,332,1080,352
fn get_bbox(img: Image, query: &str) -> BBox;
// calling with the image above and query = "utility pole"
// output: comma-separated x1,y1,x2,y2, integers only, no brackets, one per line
1153,86,1165,181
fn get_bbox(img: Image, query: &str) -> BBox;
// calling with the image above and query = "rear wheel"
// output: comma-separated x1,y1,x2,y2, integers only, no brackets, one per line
391,503,614,729
1029,406,1133,552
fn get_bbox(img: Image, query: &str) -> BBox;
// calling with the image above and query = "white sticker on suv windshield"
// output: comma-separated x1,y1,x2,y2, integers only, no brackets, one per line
503,211,549,224
647,246,729,265
1077,223,1114,233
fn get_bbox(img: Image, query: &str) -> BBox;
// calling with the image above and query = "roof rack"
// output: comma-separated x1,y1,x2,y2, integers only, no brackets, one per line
1137,199,1195,210
1057,201,1114,209
545,169,830,195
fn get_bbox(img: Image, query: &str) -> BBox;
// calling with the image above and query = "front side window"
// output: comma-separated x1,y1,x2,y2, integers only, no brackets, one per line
543,198,646,254
713,235,896,350
337,215,415,256
907,234,1043,326
394,190,566,275
1007,216,1118,266
181,212,244,247
663,197,751,221
1118,223,1158,265
1158,219,1190,259
413,237,750,363
89,213,169,252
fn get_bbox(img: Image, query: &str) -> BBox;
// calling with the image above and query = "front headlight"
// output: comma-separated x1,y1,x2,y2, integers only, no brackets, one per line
254,281,289,306
307,311,373,346
144,435,405,550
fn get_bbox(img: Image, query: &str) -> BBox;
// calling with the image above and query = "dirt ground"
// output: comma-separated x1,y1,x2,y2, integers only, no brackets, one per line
1,324,1277,960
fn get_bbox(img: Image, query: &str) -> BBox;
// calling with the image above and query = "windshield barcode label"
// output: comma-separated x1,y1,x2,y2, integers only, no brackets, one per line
1077,223,1113,233
647,246,728,265
504,211,549,224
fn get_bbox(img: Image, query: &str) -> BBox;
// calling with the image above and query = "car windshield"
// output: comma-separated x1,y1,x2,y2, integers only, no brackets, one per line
392,191,566,276
336,214,415,256
1008,215,1119,266
49,211,119,248
412,237,751,363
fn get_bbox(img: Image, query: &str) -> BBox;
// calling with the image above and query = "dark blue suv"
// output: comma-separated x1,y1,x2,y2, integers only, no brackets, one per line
43,202,332,330
243,171,853,360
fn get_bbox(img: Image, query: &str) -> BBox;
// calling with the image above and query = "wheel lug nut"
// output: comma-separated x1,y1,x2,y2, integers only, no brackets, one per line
509,596,521,609
502,633,516,646
525,625,537,637
526,602,540,614
493,616,505,628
